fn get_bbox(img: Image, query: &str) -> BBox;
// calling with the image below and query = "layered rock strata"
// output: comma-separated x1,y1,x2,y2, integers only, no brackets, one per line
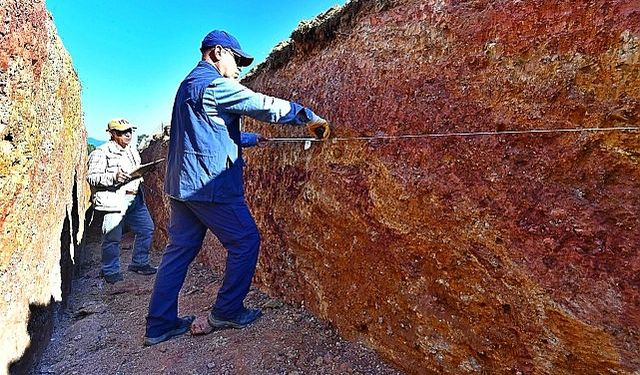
0,0,87,372
143,0,639,373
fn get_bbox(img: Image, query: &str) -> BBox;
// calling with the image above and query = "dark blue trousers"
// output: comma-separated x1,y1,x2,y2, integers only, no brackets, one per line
145,198,260,337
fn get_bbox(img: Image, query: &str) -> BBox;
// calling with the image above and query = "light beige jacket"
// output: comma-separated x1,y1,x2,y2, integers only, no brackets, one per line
87,141,142,212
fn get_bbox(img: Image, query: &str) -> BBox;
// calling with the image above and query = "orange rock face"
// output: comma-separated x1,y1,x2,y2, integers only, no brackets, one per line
0,0,87,370
143,0,640,373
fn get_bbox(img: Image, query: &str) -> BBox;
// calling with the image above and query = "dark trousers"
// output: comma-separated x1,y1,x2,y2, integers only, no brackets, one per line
100,193,154,275
145,198,260,337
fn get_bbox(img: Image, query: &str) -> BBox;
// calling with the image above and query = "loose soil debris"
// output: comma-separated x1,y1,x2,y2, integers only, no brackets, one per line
36,228,403,374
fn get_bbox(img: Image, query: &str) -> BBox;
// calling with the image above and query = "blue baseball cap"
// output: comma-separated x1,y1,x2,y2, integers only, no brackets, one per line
201,30,254,67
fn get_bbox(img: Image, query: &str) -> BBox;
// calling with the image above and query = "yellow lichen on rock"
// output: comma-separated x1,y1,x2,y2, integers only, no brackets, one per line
0,1,88,372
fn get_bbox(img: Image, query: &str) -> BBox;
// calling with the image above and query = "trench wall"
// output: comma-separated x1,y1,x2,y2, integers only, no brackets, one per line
143,0,640,373
0,0,87,372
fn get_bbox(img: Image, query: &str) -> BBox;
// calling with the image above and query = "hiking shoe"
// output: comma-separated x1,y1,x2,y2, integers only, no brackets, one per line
101,272,123,284
127,263,157,275
208,308,263,329
143,315,195,346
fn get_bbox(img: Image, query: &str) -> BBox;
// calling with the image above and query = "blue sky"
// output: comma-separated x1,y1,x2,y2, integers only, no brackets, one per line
46,0,346,141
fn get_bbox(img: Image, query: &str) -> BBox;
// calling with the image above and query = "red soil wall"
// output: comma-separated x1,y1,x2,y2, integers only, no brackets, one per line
144,1,640,373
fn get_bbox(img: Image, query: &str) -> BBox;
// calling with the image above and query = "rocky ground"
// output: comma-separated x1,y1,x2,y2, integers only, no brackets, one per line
34,219,403,375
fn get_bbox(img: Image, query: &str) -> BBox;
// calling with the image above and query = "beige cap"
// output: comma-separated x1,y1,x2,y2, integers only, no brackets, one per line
107,118,136,131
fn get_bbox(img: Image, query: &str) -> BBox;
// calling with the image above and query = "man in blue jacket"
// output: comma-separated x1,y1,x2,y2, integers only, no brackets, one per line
143,30,330,346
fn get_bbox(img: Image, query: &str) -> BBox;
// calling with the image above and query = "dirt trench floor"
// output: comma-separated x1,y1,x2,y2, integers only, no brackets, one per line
35,226,403,375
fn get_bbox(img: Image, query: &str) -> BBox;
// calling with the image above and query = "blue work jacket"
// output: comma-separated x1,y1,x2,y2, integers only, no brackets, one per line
165,60,319,202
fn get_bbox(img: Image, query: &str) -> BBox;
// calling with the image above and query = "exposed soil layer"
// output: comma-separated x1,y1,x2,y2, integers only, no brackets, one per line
36,221,403,375
142,0,640,373
1,0,87,370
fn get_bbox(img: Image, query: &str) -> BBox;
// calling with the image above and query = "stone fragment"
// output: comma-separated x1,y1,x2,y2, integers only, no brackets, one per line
73,301,108,319
262,299,285,309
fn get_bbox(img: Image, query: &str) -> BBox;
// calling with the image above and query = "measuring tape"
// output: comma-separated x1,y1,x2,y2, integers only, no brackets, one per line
268,126,640,149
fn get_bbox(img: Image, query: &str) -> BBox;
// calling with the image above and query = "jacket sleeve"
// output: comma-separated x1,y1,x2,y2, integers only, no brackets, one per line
207,78,321,125
240,132,259,147
87,149,116,187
